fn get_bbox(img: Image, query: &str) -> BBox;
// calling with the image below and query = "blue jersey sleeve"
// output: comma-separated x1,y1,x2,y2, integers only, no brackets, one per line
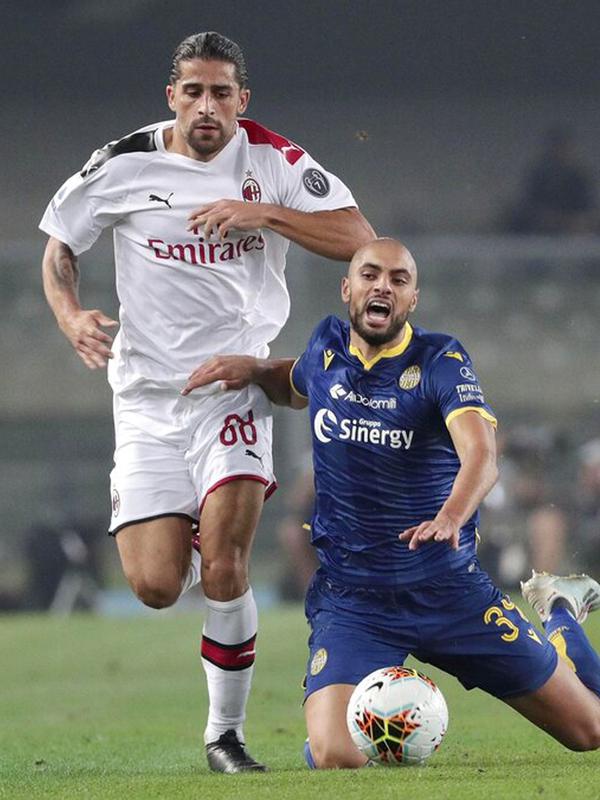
290,352,309,398
290,316,337,400
428,344,497,428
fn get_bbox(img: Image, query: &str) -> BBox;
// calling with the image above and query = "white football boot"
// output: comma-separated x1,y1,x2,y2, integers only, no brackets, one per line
520,571,600,624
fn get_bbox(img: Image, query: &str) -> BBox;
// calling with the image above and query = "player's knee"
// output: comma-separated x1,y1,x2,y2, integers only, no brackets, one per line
565,718,600,752
201,553,248,596
586,723,600,752
310,739,366,770
130,575,180,609
577,718,600,751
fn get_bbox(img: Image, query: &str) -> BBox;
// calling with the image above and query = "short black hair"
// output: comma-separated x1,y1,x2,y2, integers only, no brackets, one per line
169,32,248,87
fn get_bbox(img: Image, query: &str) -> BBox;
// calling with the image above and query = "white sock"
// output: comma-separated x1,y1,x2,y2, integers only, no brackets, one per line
180,548,201,597
201,587,258,744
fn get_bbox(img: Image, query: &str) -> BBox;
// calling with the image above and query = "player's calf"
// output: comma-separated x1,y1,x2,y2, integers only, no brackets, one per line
304,685,368,769
306,736,367,769
507,650,600,752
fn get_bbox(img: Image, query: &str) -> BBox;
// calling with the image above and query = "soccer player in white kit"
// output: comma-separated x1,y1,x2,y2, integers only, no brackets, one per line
40,31,375,772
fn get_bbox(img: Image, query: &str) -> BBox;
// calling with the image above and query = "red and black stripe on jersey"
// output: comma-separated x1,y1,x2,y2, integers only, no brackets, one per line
80,129,158,178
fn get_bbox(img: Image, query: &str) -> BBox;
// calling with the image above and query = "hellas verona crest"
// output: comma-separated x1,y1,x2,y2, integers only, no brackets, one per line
399,365,421,390
310,648,328,675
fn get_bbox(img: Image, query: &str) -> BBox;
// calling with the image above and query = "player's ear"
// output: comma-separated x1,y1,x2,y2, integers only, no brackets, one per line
409,288,419,313
341,276,350,304
166,84,176,113
238,88,250,115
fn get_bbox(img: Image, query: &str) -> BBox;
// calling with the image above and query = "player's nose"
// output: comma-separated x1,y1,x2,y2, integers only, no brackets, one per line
196,93,215,115
374,276,392,294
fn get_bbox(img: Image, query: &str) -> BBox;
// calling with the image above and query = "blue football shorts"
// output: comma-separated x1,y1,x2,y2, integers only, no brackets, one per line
304,560,558,701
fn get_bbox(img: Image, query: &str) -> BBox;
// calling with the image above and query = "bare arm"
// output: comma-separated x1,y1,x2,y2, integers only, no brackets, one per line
187,201,376,261
181,355,308,409
42,236,118,370
251,205,375,260
399,411,498,550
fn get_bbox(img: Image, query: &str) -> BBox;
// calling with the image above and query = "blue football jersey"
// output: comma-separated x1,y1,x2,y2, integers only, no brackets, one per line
291,316,497,587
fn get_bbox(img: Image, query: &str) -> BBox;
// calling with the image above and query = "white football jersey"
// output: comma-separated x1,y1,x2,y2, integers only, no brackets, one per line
40,118,357,393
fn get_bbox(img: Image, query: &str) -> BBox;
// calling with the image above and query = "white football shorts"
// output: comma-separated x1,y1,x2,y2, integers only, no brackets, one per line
108,382,276,534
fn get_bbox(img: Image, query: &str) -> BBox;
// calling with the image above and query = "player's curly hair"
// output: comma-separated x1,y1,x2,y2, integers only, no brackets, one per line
169,32,248,88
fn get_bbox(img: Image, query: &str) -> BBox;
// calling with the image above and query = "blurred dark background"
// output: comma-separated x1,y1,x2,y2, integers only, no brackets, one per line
4,0,600,236
2,0,599,611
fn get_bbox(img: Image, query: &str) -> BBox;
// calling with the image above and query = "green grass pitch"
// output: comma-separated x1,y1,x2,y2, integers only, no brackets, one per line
1,604,599,800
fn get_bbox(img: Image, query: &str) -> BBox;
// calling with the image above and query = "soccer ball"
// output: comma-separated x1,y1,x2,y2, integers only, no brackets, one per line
346,666,448,766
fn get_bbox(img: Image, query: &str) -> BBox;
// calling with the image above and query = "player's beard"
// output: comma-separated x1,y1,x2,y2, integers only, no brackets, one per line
186,119,229,158
349,303,409,347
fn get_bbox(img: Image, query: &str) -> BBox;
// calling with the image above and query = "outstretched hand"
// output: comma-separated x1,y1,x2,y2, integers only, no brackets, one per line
187,200,270,239
399,512,461,551
60,309,118,369
181,355,261,396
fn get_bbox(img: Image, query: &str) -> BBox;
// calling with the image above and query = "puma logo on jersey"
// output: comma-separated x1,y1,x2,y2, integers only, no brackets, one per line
149,192,173,208
444,351,464,362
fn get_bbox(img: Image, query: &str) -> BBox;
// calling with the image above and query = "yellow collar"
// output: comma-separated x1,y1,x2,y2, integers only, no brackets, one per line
349,323,413,371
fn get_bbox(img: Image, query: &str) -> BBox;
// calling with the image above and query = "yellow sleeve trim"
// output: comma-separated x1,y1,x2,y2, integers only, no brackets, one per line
302,523,311,531
445,406,498,429
289,357,308,399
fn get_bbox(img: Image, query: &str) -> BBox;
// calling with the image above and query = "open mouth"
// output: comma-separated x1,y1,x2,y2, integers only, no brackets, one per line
364,298,392,325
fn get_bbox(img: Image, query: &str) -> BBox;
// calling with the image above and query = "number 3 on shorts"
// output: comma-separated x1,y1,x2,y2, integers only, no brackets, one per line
483,597,542,645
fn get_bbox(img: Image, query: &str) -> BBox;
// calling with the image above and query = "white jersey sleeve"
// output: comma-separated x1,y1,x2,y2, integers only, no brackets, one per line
39,129,157,255
277,151,357,213
40,169,126,255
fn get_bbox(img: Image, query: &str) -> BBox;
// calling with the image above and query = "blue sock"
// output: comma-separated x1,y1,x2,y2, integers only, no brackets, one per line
303,738,317,769
544,607,600,697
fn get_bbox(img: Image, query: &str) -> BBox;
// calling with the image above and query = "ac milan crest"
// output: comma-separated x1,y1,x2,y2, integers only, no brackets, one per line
242,177,262,203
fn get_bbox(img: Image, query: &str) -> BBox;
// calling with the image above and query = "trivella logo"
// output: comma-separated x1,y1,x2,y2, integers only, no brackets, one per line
313,408,414,450
328,383,397,410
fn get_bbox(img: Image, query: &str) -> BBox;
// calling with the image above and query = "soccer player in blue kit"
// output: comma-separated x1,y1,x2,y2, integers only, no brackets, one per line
182,237,600,768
